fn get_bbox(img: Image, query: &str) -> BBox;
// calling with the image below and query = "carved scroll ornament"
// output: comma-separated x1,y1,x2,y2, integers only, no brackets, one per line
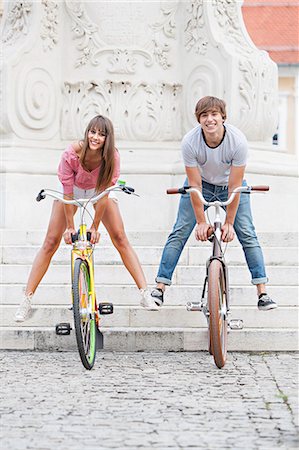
61,80,182,141
2,1,32,45
41,0,58,51
64,0,178,71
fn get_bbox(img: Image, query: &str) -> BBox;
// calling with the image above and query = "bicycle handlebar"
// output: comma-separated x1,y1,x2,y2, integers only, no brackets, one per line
36,183,136,206
248,185,269,191
167,185,269,207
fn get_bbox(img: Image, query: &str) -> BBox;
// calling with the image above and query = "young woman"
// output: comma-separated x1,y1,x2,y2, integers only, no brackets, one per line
15,115,158,321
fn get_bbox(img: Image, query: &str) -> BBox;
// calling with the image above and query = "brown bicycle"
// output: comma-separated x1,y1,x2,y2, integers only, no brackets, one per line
167,185,269,368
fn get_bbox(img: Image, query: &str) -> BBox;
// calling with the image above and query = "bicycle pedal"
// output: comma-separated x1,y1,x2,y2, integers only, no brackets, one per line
186,301,202,311
55,322,72,335
98,302,114,315
228,319,244,330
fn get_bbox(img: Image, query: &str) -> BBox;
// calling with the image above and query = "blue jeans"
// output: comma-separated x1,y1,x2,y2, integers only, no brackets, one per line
156,179,268,286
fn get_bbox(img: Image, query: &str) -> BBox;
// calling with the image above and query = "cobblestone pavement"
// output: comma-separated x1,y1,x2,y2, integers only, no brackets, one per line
0,351,298,450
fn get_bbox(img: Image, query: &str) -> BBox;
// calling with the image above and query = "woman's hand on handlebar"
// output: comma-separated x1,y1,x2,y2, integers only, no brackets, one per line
221,222,235,242
195,222,214,241
63,227,76,245
87,227,100,245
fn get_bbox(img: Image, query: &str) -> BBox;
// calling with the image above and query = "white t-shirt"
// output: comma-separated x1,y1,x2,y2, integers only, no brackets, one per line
182,124,248,186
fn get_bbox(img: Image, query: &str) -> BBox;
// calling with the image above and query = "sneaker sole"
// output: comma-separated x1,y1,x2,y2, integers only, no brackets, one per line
140,303,160,311
258,304,278,311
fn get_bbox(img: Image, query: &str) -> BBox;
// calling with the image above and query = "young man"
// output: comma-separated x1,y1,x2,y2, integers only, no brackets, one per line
151,96,277,311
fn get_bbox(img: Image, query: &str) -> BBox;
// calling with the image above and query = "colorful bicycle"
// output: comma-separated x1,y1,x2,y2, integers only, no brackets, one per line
36,181,135,369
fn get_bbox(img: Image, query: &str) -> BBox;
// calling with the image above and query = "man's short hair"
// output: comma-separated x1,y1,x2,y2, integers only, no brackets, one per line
195,96,227,122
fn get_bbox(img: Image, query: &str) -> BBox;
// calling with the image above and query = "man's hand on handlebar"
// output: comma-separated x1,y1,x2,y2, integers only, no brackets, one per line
195,222,214,241
221,222,235,243
63,228,76,245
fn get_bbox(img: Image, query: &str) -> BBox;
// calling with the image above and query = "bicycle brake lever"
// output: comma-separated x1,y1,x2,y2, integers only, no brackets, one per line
36,190,46,202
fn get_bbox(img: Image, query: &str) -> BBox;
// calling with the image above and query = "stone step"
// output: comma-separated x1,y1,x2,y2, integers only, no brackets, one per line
2,245,298,266
1,229,298,247
1,305,297,328
1,284,297,306
2,264,298,286
1,326,298,352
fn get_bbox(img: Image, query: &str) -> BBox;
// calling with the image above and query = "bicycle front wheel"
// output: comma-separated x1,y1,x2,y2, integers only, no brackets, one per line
73,258,96,370
208,259,228,368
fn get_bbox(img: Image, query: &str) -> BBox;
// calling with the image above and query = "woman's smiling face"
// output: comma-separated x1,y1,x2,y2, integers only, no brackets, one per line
87,128,106,150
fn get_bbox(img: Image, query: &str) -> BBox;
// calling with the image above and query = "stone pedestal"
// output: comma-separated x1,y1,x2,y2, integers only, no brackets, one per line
0,1,297,232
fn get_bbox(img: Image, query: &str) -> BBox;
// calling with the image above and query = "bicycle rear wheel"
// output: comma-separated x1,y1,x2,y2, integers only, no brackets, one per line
208,259,228,368
73,258,96,370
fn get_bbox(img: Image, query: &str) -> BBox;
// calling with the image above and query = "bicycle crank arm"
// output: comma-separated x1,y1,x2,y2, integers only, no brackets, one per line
55,322,72,335
228,319,244,330
96,329,104,349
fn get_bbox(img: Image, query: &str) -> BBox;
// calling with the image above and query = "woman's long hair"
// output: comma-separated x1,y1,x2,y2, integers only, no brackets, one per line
80,115,115,192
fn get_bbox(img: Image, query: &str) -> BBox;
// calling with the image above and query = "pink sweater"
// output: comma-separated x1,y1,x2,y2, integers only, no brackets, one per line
57,144,120,195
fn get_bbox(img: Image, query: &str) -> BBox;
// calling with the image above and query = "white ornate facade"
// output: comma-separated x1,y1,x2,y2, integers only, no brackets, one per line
0,1,297,231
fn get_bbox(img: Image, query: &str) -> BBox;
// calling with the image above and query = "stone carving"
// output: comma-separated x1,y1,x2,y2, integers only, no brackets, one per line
212,0,248,54
64,0,102,67
108,49,137,75
0,64,7,134
65,1,177,71
150,3,177,39
61,80,182,141
212,0,277,139
15,66,57,135
184,62,223,131
41,0,58,51
2,1,32,45
184,0,208,55
150,2,178,68
239,54,277,140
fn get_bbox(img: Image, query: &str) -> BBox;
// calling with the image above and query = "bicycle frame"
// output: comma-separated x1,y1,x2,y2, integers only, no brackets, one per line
199,207,230,323
71,223,97,321
37,184,130,321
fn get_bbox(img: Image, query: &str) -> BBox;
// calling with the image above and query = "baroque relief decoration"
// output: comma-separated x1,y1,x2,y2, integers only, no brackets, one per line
212,0,277,139
150,2,178,69
61,80,182,141
184,0,208,55
64,0,178,71
41,0,58,51
2,1,32,45
13,66,57,137
212,0,251,56
239,54,278,140
184,62,223,131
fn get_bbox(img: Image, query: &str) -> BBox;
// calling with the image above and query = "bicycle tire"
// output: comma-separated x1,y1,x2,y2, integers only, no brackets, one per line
208,330,213,355
73,258,96,370
208,259,228,368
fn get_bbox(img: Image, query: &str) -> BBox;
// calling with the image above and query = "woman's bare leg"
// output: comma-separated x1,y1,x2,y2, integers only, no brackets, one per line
25,201,67,295
102,199,147,289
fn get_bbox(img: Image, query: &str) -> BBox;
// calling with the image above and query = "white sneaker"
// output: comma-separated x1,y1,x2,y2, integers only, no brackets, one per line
14,293,33,322
140,288,159,311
